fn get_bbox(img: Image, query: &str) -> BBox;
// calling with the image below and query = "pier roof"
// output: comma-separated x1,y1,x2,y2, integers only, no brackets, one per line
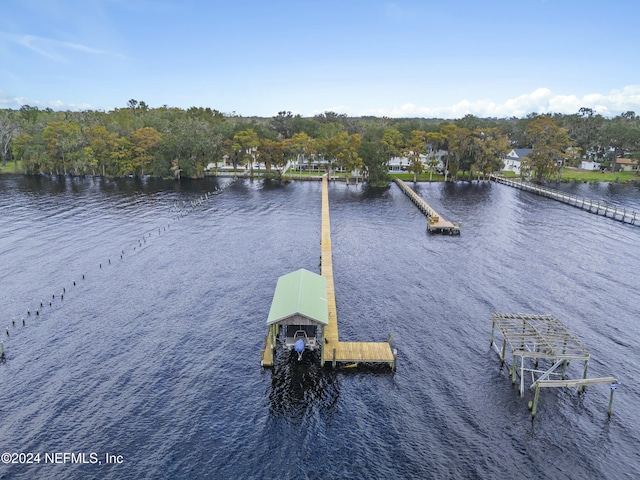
267,269,328,326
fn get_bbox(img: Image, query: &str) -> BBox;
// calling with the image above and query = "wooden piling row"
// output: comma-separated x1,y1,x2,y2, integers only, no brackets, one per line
5,181,234,363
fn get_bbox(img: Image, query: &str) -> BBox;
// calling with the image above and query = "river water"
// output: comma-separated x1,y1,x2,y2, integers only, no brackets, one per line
0,175,639,479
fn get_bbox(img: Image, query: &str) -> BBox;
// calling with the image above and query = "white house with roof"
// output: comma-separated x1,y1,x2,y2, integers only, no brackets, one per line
388,149,447,173
580,160,601,171
502,148,533,175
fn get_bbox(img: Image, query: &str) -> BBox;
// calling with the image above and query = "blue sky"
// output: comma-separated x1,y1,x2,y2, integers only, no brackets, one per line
1,0,639,118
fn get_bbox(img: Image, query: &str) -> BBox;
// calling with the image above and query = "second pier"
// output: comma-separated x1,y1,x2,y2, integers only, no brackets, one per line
394,179,460,235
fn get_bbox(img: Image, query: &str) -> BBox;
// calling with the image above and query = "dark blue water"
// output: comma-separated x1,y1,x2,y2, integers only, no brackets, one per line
1,175,639,479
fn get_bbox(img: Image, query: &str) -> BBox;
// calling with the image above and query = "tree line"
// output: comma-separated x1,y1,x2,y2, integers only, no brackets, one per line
0,101,639,185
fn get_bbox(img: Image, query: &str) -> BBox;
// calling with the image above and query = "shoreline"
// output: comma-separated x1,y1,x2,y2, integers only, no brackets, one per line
0,170,638,186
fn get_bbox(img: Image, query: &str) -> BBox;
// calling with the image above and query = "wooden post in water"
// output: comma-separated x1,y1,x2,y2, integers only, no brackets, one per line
578,360,589,393
561,337,568,379
531,384,541,418
608,383,617,417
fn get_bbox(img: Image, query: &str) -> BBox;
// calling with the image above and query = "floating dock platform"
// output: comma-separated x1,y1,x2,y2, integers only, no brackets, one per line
393,179,460,234
490,313,618,417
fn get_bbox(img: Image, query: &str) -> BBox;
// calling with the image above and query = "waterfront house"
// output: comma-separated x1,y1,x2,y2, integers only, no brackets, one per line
614,158,638,172
388,149,446,174
502,148,533,176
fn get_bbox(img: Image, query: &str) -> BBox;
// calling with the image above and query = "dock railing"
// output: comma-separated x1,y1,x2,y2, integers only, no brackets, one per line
490,174,638,225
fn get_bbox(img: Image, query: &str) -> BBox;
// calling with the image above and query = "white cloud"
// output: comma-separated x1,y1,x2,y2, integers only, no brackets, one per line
0,31,124,63
0,91,92,110
358,86,640,118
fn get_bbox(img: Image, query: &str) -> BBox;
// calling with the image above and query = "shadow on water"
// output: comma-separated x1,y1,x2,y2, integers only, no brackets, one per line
10,174,229,196
268,349,340,422
441,179,493,199
257,177,290,190
361,183,391,199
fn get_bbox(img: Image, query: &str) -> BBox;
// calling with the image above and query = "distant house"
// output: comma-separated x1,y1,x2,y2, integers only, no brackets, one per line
581,160,601,171
502,148,533,176
614,158,638,172
388,156,410,172
388,149,446,173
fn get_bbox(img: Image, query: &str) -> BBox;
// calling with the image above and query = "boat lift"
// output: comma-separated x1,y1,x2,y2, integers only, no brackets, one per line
490,313,618,417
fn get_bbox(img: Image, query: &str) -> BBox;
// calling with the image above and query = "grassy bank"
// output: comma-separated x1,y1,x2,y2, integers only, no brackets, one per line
0,161,21,174
558,168,639,183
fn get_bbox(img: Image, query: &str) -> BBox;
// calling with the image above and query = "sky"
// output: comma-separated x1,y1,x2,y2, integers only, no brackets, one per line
1,0,639,119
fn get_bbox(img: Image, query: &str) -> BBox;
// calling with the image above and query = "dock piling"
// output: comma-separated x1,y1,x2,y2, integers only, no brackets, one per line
491,313,618,418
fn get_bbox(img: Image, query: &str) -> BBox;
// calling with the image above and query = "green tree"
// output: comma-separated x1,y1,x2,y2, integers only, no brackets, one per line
130,127,162,176
562,108,605,160
83,125,113,177
233,128,260,178
441,124,475,180
12,132,47,174
110,136,133,176
381,127,403,168
403,130,427,183
222,138,240,176
339,133,363,183
600,112,640,171
289,132,316,174
358,139,389,187
472,128,510,179
317,129,347,177
425,132,447,180
43,121,82,175
524,116,571,182
257,138,288,176
270,111,295,139
0,111,19,168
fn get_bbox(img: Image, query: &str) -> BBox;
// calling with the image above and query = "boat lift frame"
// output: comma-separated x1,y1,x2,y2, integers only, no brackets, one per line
490,313,618,417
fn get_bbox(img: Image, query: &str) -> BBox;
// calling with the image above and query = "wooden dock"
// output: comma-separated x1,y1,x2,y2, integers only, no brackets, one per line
490,175,638,226
320,176,396,369
393,179,460,234
260,324,275,367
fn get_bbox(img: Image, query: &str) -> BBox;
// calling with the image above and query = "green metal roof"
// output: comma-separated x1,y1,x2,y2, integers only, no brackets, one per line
267,269,328,325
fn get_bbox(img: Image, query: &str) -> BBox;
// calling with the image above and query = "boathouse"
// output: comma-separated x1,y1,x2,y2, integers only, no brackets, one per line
261,176,397,369
265,269,328,359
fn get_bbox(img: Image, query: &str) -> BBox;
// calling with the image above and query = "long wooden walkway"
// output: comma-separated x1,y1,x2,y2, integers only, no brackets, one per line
393,179,460,234
490,175,639,226
320,176,396,368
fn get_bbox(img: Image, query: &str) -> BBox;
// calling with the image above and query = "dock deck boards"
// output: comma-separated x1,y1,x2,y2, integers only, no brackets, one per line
393,178,460,234
320,176,395,367
261,337,274,367
261,324,276,367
